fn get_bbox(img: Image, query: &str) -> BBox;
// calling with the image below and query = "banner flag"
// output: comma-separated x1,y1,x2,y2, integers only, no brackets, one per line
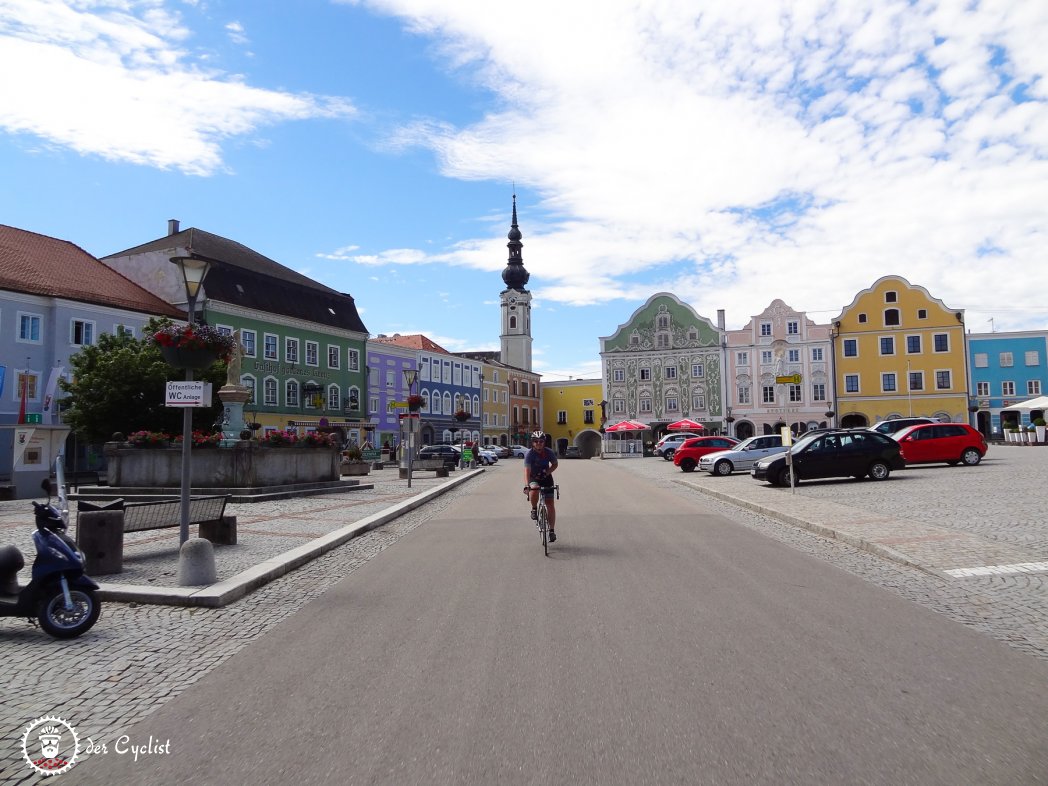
42,365,65,425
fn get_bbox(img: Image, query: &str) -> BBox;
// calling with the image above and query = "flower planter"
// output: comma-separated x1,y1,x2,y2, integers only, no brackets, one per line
160,345,220,369
1036,426,1046,444
340,460,371,476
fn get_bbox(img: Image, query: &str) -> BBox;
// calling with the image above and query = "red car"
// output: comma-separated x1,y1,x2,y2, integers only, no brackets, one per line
892,423,987,466
673,436,739,472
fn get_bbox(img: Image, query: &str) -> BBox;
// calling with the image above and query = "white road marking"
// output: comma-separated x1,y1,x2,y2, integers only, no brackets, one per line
945,561,1048,578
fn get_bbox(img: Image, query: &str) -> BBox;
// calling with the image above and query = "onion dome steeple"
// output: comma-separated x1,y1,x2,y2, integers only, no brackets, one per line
501,193,529,291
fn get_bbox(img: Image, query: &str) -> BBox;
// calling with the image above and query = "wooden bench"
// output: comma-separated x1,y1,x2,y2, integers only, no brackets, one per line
122,495,230,534
404,458,451,477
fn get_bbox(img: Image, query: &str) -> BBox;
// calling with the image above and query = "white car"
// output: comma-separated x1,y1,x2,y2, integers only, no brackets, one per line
477,448,499,465
697,435,787,475
509,445,529,458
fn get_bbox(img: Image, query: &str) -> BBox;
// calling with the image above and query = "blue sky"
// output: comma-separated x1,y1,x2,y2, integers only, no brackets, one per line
2,0,1047,380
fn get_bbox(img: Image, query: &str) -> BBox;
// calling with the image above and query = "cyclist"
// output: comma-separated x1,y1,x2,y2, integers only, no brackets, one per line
524,430,559,541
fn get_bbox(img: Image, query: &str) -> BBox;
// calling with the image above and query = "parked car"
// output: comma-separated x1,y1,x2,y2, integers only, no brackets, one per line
492,445,513,459
752,429,904,486
417,444,461,469
564,446,582,458
654,432,701,460
509,445,529,458
672,436,739,472
892,423,987,466
477,448,499,465
868,417,939,436
697,435,786,476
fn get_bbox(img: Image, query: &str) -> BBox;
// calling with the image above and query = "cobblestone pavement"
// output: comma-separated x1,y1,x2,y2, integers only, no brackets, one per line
3,450,1047,783
615,443,1048,662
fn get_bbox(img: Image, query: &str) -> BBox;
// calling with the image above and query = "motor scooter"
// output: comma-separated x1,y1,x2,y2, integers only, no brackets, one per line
0,480,101,639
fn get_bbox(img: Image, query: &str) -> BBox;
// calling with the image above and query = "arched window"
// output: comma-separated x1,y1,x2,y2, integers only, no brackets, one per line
347,386,360,410
884,308,900,326
509,315,517,329
285,379,299,407
327,384,340,410
240,374,257,406
443,391,453,413
263,377,278,406
422,390,432,412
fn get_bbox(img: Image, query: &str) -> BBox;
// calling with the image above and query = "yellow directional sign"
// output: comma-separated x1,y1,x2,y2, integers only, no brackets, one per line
775,374,802,385
387,401,408,412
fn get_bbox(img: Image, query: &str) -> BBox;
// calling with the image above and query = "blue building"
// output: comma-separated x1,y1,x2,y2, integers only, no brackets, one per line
967,330,1048,435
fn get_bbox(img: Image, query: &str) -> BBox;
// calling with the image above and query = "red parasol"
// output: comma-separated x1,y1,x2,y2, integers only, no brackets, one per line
604,419,648,432
666,418,705,431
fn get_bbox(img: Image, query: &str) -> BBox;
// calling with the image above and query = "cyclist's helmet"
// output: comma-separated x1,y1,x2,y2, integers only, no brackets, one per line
531,430,546,442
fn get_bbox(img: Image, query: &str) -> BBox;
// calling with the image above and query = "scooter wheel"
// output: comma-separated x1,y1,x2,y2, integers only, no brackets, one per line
37,587,100,639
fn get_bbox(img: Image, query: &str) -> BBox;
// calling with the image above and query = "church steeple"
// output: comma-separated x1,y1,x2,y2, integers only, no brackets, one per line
499,193,533,370
501,193,529,291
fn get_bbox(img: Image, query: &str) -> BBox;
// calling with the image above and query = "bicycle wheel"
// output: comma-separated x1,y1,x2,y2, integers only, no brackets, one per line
537,501,548,556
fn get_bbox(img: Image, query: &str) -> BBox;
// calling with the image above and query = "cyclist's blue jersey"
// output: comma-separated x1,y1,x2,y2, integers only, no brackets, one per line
525,447,558,483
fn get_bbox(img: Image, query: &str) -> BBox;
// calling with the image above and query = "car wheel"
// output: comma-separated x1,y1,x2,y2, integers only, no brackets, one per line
775,466,794,487
868,461,890,480
663,449,675,461
960,448,982,466
714,460,733,476
679,458,697,472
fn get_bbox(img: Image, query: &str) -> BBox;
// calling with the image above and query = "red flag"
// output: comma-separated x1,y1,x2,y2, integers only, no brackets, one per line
17,371,27,424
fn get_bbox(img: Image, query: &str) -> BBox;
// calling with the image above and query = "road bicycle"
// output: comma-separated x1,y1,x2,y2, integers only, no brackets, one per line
524,484,560,556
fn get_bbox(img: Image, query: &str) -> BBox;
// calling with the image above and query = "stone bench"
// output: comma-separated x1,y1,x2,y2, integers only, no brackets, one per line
400,458,451,478
76,495,232,575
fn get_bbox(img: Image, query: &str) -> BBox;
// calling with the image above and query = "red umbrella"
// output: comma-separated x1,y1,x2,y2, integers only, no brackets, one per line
604,419,648,432
666,418,705,431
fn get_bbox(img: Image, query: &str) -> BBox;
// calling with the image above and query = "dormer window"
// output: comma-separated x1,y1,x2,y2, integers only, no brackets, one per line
885,291,898,303
884,308,900,326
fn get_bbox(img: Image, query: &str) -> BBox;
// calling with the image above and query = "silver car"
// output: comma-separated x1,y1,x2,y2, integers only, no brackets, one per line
697,435,787,476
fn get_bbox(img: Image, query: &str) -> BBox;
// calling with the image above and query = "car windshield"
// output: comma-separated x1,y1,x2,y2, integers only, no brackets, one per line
732,437,761,450
789,433,821,452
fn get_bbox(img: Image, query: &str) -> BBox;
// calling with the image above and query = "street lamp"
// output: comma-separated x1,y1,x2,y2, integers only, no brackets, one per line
171,254,212,546
403,368,418,488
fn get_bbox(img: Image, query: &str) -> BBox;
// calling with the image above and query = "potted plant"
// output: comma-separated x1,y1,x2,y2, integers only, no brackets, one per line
1006,426,1019,443
1034,418,1046,443
151,322,237,369
260,429,298,446
173,430,222,448
407,394,425,412
340,446,370,476
127,430,170,448
301,432,337,448
453,409,471,422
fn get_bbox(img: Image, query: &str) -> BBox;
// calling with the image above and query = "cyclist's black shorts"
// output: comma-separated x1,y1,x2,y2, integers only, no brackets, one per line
530,475,555,498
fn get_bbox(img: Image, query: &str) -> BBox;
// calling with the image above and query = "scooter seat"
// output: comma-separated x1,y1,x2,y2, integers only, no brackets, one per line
0,545,24,593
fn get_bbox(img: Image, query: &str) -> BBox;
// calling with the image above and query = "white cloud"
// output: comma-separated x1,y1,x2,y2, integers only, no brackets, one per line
0,0,354,174
346,0,1048,330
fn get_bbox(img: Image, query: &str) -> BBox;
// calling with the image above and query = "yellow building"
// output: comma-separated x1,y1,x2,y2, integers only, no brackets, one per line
832,275,968,426
540,379,604,457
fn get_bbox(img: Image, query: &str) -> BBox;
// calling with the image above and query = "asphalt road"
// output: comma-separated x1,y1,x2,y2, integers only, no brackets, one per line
72,458,1048,785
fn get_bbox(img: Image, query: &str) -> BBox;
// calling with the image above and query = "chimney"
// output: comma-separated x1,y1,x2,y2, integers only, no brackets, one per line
717,309,725,331
167,219,180,236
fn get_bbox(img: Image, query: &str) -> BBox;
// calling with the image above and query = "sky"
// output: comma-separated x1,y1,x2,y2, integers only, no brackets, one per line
2,0,1047,381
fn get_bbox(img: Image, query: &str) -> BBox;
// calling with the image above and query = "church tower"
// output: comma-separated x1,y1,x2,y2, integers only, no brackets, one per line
500,194,533,370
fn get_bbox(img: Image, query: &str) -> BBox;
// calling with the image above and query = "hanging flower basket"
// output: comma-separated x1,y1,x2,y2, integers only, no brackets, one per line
407,394,425,412
825,411,835,418
151,323,236,369
725,416,736,423
453,409,471,422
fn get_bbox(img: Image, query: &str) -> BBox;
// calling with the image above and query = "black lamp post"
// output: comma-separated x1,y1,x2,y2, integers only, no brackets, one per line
403,369,418,488
170,254,211,546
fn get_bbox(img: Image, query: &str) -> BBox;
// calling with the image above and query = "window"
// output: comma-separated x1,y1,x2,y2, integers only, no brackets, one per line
787,349,800,363
369,396,378,414
348,387,360,411
762,386,776,404
811,347,824,362
691,363,704,378
665,366,677,380
613,368,625,382
1029,380,1042,395
584,410,594,424
657,314,670,330
973,352,987,367
884,309,900,326
788,384,802,402
845,374,860,393
738,386,751,404
687,328,697,340
908,371,924,391
264,378,277,405
843,339,858,357
879,336,895,355
639,398,652,413
736,351,749,365
639,368,651,381
285,338,299,363
264,334,278,360
1002,381,1015,396
305,341,318,366
812,383,826,401
882,373,897,392
557,410,567,424
241,330,256,357
907,335,922,354
858,313,867,323
885,291,898,303
999,352,1013,367
976,382,989,396
761,350,773,365
348,349,360,372
665,396,679,412
70,319,95,346
935,370,951,390
328,385,341,410
787,320,799,335
656,333,670,348
629,334,639,347
14,371,39,400
18,313,41,343
933,334,949,352
917,309,928,319
114,324,135,338
285,380,299,406
1025,351,1040,366
692,394,706,410
240,375,256,404
760,322,772,336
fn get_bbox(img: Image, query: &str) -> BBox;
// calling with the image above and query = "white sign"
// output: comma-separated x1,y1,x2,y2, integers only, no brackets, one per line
165,382,212,408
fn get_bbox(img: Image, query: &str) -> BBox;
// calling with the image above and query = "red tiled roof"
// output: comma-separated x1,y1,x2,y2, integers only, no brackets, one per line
372,334,451,354
0,225,184,317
